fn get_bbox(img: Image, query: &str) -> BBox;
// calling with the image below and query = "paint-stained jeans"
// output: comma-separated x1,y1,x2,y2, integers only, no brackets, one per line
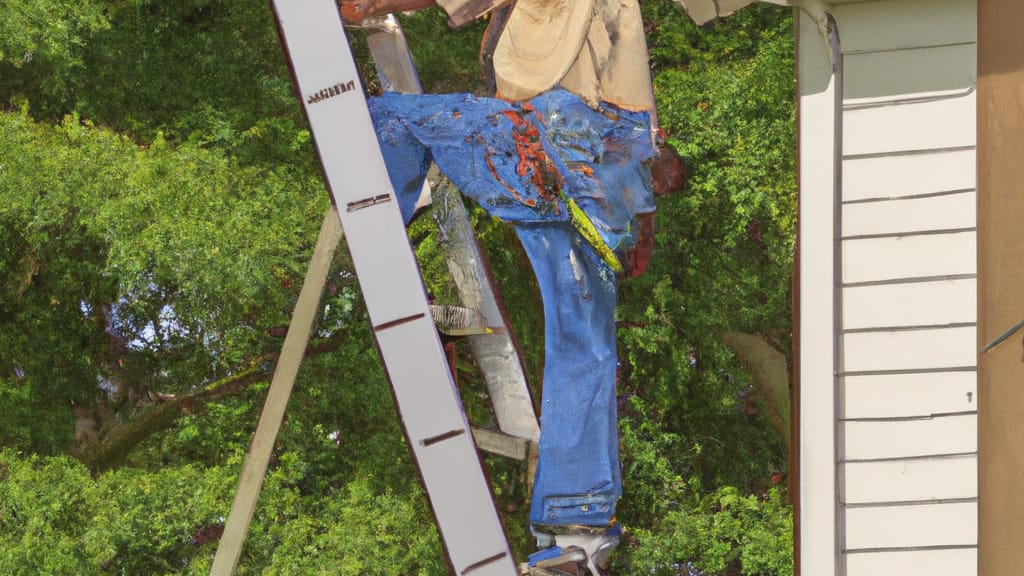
370,89,654,530
515,225,620,528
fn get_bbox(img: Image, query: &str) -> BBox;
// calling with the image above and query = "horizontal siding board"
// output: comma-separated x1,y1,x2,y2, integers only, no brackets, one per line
842,326,976,374
842,231,976,284
842,192,976,238
842,278,976,331
843,455,977,504
833,0,976,54
845,502,977,549
844,414,977,461
843,149,975,202
845,548,977,575
844,43,976,100
831,1,979,570
843,371,977,420
843,93,976,157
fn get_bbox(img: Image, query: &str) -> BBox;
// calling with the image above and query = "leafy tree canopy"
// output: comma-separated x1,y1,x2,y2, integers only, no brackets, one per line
0,1,796,574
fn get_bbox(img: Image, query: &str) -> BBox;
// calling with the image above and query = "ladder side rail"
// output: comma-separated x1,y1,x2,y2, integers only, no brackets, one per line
209,207,342,576
364,21,538,442
268,2,517,574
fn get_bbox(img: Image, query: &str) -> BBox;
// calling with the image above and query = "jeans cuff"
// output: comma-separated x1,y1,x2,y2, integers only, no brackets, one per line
534,493,616,528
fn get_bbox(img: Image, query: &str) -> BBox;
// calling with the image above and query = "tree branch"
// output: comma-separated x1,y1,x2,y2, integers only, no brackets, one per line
75,330,350,472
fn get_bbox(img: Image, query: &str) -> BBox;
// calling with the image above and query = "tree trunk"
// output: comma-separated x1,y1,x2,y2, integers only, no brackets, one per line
720,331,790,446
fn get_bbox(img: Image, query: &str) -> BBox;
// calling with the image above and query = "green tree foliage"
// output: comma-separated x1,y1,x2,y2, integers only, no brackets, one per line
0,108,327,455
0,0,796,573
4,0,314,169
0,0,109,117
0,450,445,575
612,3,797,572
615,1,795,484
625,484,793,576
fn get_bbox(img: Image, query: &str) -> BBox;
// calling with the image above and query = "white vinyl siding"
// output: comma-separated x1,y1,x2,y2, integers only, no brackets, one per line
834,0,976,53
842,192,975,238
842,326,976,374
807,0,979,573
845,502,977,549
841,231,976,284
842,279,976,331
845,548,977,576
843,455,977,504
843,94,975,156
843,148,975,202
843,44,976,99
843,415,977,461
843,371,976,419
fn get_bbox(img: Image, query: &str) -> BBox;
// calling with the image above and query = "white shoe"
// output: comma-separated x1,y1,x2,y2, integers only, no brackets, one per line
553,533,619,575
523,546,589,575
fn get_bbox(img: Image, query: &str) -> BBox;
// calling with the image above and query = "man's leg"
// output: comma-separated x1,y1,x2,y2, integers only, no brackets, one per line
515,224,621,574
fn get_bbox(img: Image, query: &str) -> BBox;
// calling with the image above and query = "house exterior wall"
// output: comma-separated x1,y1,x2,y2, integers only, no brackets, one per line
798,0,978,573
977,2,1024,574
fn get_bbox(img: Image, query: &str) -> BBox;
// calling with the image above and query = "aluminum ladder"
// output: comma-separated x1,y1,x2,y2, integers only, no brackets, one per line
209,2,524,575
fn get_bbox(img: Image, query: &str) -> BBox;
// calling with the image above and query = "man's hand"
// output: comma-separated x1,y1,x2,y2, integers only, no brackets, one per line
618,212,656,279
340,0,372,24
650,142,686,197
618,143,684,278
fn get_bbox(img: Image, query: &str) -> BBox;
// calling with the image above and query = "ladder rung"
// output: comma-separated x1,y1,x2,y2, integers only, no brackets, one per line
421,428,466,447
461,551,510,575
472,427,532,461
346,193,392,212
373,312,426,332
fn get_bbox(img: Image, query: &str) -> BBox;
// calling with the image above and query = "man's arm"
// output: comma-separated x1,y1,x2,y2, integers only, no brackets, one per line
340,0,437,24
341,0,508,28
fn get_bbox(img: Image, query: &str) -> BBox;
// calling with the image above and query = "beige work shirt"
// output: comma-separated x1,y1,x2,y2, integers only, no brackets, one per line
437,0,656,114
674,0,790,25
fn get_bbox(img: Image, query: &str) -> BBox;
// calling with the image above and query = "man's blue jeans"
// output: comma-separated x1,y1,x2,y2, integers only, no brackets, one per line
516,224,620,529
369,89,654,532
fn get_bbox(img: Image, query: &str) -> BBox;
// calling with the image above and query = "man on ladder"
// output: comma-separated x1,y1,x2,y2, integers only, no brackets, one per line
343,2,682,574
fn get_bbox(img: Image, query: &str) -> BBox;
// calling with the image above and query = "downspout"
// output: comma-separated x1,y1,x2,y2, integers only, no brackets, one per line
794,2,841,575
801,5,845,574
790,4,844,575
824,12,845,576
793,0,835,68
